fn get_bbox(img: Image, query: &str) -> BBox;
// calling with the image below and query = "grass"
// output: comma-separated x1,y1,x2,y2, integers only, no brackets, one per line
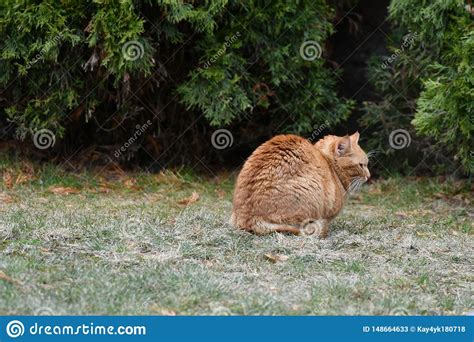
0,159,472,315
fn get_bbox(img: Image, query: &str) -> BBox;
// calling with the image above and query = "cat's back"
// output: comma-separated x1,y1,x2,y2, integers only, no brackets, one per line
235,134,324,194
243,134,313,169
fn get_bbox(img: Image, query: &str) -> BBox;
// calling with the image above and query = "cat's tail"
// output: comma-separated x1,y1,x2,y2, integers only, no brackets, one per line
232,214,328,237
252,221,301,235
231,213,298,234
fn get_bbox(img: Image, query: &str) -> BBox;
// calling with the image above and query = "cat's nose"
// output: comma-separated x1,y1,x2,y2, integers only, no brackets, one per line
365,169,371,181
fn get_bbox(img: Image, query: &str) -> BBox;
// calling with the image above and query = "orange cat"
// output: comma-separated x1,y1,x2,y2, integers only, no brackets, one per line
231,132,370,238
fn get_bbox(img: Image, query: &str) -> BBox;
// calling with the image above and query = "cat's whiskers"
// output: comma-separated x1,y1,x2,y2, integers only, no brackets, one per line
366,149,379,161
346,178,361,195
346,177,365,195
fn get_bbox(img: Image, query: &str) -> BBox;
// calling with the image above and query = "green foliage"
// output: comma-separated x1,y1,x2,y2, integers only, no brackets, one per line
178,0,353,130
0,0,352,158
412,18,474,174
1,0,86,137
362,0,473,174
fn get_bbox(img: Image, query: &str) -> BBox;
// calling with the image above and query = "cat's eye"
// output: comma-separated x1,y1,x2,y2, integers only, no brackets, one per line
359,163,364,168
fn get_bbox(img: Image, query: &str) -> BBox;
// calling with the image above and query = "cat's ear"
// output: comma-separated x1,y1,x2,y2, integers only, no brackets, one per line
350,131,360,145
336,136,351,157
